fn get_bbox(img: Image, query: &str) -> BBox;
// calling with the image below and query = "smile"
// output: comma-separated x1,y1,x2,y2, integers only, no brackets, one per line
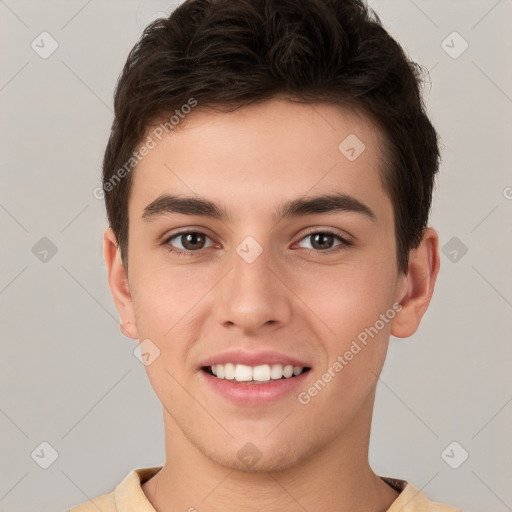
204,363,310,383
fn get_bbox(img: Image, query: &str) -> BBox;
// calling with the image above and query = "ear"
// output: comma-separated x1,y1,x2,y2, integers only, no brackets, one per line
391,227,440,338
103,227,138,340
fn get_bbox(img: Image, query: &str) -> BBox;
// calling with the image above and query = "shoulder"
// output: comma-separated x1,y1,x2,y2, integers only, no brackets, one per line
382,476,462,512
426,500,462,512
68,490,115,512
67,466,163,512
400,483,462,511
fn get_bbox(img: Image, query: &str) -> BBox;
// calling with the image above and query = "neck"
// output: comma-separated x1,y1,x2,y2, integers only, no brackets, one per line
142,390,399,512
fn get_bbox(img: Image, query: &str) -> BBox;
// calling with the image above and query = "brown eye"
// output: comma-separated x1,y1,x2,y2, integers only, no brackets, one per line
297,231,351,253
164,231,214,255
309,233,336,250
179,232,207,250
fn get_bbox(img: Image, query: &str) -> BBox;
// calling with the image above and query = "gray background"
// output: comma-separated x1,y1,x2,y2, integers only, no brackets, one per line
1,1,511,511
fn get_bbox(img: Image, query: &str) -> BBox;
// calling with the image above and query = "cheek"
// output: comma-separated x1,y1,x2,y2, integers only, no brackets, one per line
131,262,214,335
293,259,397,403
295,259,396,336
297,269,394,416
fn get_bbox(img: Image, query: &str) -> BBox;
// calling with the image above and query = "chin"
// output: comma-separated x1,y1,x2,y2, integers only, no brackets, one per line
195,433,323,474
211,449,301,473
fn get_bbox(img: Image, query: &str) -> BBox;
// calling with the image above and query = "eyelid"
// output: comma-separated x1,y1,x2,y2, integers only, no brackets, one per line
160,225,217,243
163,229,218,250
297,226,353,242
161,226,351,244
293,228,353,252
162,226,353,256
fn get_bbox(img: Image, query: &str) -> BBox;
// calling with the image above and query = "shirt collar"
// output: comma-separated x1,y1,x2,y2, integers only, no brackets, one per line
114,466,162,512
114,466,442,512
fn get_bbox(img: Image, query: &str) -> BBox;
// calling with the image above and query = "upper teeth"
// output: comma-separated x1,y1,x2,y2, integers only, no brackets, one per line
210,363,305,382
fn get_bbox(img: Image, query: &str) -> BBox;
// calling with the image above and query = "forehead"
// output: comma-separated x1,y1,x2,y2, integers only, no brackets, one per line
129,98,391,225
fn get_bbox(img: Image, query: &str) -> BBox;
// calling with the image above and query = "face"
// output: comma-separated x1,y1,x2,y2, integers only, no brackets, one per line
105,98,428,473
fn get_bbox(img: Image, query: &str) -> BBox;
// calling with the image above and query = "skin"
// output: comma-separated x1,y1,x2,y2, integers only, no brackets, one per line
104,97,440,512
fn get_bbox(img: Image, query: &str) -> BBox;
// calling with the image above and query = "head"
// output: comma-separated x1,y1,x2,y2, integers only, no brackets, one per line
103,0,441,473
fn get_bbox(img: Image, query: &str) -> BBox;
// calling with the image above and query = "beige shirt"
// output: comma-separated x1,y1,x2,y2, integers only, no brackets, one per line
68,466,461,511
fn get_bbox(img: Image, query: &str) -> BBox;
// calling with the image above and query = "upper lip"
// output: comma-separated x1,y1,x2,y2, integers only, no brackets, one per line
199,349,311,369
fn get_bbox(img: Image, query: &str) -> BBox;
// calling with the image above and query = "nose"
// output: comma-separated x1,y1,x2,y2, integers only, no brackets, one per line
213,242,293,334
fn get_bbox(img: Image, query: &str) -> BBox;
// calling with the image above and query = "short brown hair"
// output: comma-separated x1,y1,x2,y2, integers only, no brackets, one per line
102,0,440,275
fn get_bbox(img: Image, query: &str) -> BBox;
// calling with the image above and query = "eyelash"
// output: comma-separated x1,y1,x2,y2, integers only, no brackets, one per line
161,229,352,258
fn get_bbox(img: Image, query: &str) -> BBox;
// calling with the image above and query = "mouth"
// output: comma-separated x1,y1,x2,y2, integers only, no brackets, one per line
201,363,311,384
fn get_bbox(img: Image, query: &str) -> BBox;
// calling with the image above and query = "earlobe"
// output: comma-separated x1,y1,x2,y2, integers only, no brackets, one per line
120,321,136,339
103,228,139,340
390,227,440,339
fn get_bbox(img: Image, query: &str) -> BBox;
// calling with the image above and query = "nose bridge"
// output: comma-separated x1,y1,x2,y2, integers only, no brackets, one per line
214,234,292,330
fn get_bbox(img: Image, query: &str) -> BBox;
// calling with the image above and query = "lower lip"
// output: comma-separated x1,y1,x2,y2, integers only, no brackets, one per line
200,369,311,406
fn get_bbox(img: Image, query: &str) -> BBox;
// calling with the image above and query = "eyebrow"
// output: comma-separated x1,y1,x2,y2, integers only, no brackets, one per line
142,192,377,224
